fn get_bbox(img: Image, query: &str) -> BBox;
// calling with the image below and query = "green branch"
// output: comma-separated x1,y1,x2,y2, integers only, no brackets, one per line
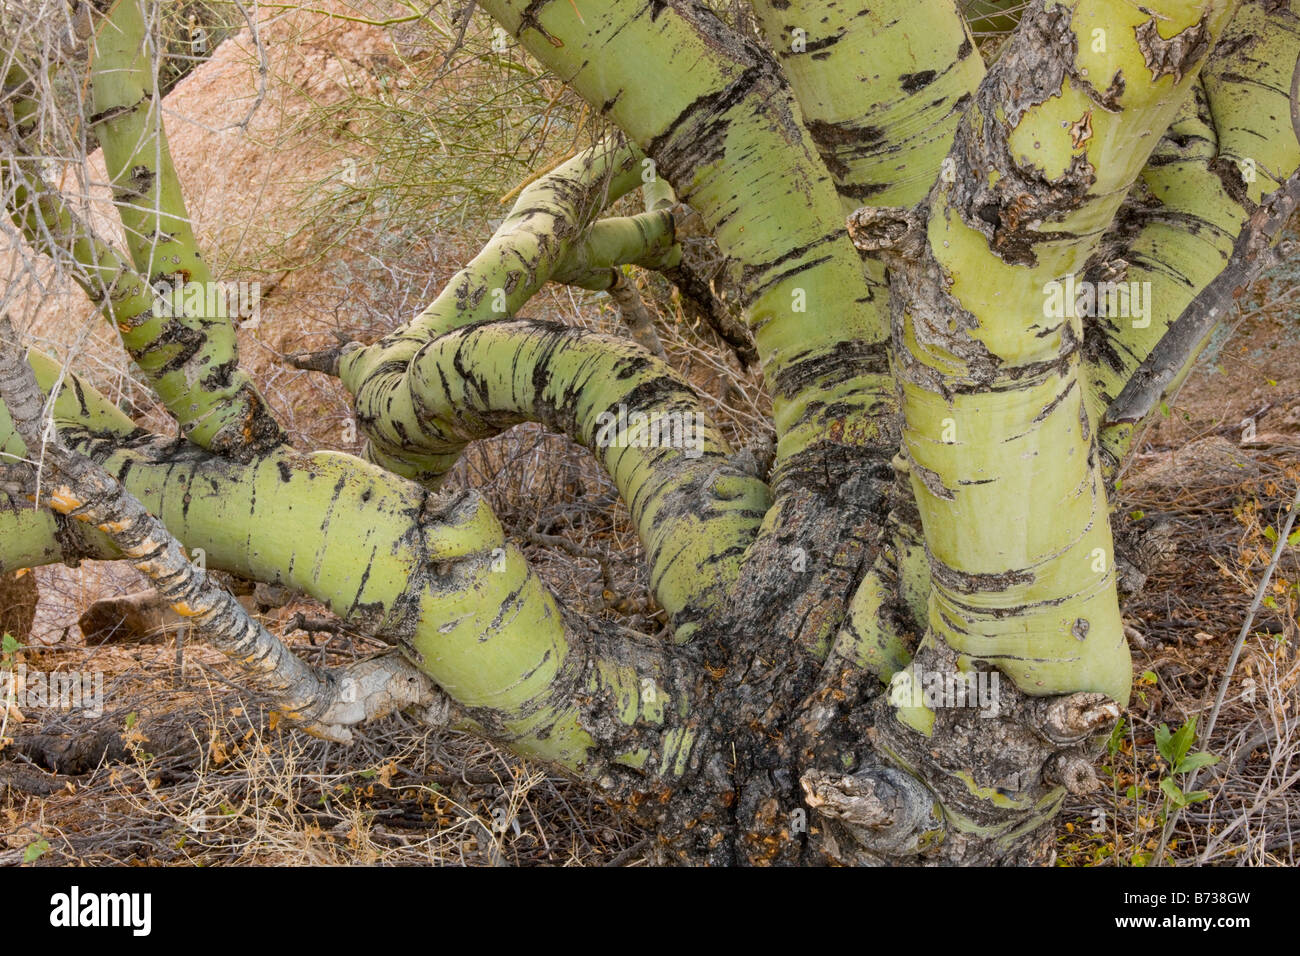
744,0,989,676
857,0,1239,712
351,318,771,641
477,0,896,494
338,136,643,478
748,0,985,213
80,0,285,459
1087,1,1300,470
0,351,707,783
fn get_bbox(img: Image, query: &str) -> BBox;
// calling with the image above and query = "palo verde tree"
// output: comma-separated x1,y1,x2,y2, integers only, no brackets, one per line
2,0,1299,864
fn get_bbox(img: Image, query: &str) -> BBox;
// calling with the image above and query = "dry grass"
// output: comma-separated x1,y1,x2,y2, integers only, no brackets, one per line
1057,444,1300,865
1055,264,1300,866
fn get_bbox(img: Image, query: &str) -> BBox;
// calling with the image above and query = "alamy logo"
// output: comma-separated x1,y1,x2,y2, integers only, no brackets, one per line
593,404,704,459
152,278,262,328
887,665,1000,717
2,665,103,718
1042,275,1153,328
49,886,151,936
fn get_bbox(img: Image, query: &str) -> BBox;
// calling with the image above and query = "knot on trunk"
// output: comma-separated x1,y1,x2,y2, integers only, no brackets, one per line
846,206,925,265
813,642,1123,864
1033,691,1122,745
800,765,943,863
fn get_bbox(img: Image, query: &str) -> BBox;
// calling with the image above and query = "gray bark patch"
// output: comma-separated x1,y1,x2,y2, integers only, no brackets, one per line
1135,16,1211,85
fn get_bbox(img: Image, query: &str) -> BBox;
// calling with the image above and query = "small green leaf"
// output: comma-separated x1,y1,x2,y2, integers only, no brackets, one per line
1107,716,1127,756
2,633,20,656
124,711,137,730
357,768,378,779
1159,401,1170,417
1124,784,1139,801
1287,528,1300,547
1160,775,1189,809
1129,510,1145,521
22,839,49,864
1175,751,1219,775
1169,718,1198,766
1155,722,1174,762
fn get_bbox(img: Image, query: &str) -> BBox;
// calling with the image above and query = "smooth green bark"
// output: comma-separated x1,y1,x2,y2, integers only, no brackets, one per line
760,0,992,677
885,0,1238,709
339,138,648,477
359,318,772,639
749,0,985,212
1088,1,1300,467
88,0,284,457
552,209,681,289
0,350,701,780
477,0,896,492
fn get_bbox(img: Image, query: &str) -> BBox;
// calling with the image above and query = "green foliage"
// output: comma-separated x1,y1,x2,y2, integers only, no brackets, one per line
1,631,19,668
1154,717,1219,809
1106,715,1127,757
296,7,601,271
22,838,49,863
